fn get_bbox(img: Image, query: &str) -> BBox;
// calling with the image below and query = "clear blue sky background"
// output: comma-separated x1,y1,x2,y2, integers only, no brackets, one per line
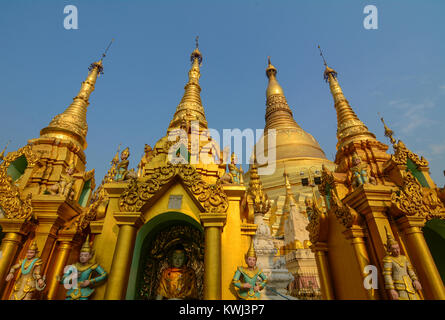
0,0,444,186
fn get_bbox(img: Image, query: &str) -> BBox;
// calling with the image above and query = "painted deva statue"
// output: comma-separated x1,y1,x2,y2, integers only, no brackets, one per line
349,152,376,189
232,240,267,300
60,236,107,300
156,245,198,300
115,147,136,181
221,152,244,184
6,241,46,300
383,227,422,300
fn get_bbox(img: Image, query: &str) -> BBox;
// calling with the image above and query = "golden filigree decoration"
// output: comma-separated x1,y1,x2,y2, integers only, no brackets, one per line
317,164,360,228
390,171,431,218
392,140,428,167
306,197,325,244
119,163,229,213
329,191,359,228
0,145,40,219
380,118,428,168
318,165,335,198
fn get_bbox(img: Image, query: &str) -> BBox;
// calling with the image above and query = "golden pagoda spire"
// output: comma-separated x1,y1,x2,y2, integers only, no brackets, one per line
283,167,297,208
168,37,208,130
318,45,376,150
264,57,300,130
40,40,114,150
283,166,292,192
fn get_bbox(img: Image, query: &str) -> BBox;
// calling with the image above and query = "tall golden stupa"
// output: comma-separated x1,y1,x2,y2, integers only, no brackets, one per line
0,41,444,301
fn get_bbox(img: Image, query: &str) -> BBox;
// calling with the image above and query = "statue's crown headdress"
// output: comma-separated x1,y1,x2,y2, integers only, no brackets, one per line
385,226,398,250
245,238,257,259
81,235,92,253
29,240,39,252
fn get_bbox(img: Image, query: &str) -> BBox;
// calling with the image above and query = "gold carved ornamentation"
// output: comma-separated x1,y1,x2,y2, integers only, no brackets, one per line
392,140,428,168
390,171,444,219
119,163,229,213
306,196,326,244
329,191,359,228
0,145,40,219
380,117,428,168
318,165,335,198
246,161,270,214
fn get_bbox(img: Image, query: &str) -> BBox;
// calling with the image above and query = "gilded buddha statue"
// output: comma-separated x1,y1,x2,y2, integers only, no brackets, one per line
156,245,198,300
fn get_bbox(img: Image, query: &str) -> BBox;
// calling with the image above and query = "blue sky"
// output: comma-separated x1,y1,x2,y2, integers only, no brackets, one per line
0,0,444,186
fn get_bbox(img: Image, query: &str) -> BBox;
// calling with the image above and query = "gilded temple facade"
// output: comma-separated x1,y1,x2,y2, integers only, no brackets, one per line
1,43,445,300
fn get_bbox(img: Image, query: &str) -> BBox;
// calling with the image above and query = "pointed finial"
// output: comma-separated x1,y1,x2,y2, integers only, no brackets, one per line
266,56,278,78
318,45,337,82
112,143,121,164
379,114,396,145
89,39,114,74
318,45,328,67
191,36,203,65
100,38,115,62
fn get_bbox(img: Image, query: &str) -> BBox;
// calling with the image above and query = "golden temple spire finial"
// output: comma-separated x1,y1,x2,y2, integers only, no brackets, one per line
320,47,376,151
318,45,338,82
318,45,328,67
40,42,111,150
190,35,203,65
168,38,207,130
100,38,114,63
379,114,396,145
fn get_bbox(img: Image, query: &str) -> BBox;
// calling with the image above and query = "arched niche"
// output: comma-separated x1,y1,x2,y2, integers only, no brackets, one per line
125,211,203,300
6,155,28,182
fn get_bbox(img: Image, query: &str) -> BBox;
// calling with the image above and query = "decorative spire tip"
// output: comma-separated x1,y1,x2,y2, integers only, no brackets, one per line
379,114,396,145
191,36,202,65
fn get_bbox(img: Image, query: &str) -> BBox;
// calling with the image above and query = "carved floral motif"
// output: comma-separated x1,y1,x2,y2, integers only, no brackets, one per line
0,145,40,219
119,163,229,213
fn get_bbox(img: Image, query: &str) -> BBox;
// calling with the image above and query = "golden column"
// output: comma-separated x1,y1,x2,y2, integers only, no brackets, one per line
398,216,445,300
343,226,377,300
200,213,226,300
0,219,32,295
45,229,78,300
312,242,335,300
104,212,143,300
